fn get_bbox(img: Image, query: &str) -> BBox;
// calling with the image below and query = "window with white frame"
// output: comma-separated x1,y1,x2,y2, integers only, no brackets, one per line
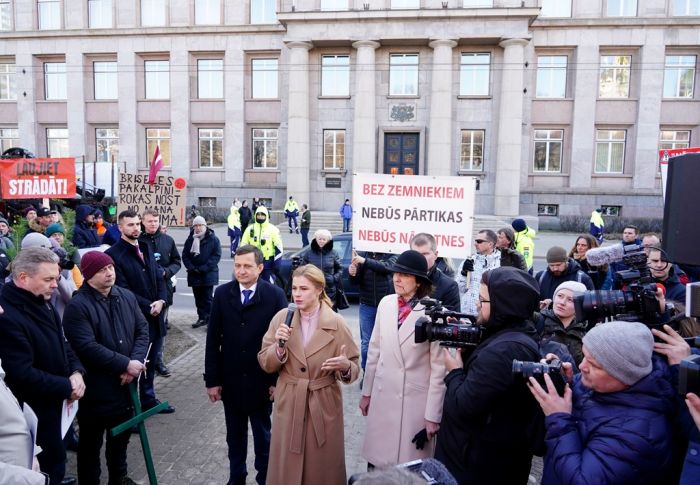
323,129,345,170
536,56,567,98
0,63,16,100
533,129,563,172
538,204,559,216
141,0,166,26
460,53,490,96
607,0,636,16
46,128,69,157
463,0,493,7
199,128,223,168
38,0,60,29
195,0,220,25
252,128,278,168
198,59,223,99
659,130,690,151
250,0,276,24
251,59,278,99
93,61,117,100
663,55,695,99
540,0,571,16
0,127,18,152
599,55,631,98
389,54,419,96
44,62,66,100
89,0,112,28
321,55,349,97
96,128,119,162
146,128,171,167
321,0,348,9
460,130,484,171
1,1,12,30
145,60,169,99
595,129,626,173
391,0,419,8
673,0,700,15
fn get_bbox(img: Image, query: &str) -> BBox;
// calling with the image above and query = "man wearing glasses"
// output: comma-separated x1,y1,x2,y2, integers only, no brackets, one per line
457,230,501,316
438,266,543,484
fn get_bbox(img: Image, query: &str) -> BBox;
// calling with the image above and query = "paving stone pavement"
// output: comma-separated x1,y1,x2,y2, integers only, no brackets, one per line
67,307,542,484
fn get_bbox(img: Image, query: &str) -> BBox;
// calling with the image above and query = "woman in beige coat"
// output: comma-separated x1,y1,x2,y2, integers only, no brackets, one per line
359,250,447,468
258,264,360,485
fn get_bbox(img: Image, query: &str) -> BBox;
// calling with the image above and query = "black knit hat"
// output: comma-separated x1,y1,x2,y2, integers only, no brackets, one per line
390,250,431,285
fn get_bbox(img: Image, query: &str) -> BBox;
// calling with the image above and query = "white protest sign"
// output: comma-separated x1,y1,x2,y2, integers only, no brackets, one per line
352,172,476,258
659,147,700,200
117,173,188,226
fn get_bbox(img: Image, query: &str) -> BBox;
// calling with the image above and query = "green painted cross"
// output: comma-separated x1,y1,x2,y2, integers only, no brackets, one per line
110,382,170,485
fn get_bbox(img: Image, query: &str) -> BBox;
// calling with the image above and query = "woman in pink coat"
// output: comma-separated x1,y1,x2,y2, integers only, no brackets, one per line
359,250,447,468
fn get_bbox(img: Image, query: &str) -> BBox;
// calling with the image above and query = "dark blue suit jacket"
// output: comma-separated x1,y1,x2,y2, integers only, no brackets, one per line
204,278,287,412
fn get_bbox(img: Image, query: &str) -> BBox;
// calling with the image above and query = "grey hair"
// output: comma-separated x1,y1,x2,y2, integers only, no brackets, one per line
11,247,59,280
410,232,437,252
313,229,332,241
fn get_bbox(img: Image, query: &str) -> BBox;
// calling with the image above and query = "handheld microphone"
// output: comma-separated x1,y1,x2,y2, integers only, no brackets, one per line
585,243,643,266
278,303,297,348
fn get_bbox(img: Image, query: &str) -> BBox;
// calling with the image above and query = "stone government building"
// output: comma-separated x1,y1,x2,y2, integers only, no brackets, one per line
0,0,698,222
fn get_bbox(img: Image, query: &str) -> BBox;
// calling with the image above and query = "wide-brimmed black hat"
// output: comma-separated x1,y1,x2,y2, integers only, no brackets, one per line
390,250,431,284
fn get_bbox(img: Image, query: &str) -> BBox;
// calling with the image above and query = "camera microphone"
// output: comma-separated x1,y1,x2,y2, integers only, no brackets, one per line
586,243,643,266
278,303,297,348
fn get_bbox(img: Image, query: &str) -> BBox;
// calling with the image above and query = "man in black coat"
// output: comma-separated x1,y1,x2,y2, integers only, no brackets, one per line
437,266,543,485
535,246,594,302
63,251,149,485
72,204,101,249
140,209,182,377
410,233,460,312
105,210,173,413
204,245,287,485
183,216,221,329
0,247,85,485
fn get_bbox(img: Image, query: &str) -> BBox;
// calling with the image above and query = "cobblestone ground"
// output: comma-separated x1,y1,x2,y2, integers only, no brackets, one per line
67,308,542,484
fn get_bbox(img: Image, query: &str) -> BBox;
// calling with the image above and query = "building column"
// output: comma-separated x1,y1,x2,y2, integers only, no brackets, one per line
117,49,138,173
569,44,598,188
352,40,380,174
169,40,191,180
65,51,86,160
428,39,457,176
224,39,244,184
285,41,313,205
494,38,529,217
16,53,37,151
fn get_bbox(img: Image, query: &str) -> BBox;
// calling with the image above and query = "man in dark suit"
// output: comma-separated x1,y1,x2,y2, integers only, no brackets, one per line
204,245,287,485
105,210,174,414
0,247,85,485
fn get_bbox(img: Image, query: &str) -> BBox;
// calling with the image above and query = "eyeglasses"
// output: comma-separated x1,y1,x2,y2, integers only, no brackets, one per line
474,239,487,244
478,297,490,304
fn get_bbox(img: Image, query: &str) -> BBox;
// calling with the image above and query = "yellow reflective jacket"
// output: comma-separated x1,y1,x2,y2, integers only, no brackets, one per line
241,206,283,261
514,230,535,270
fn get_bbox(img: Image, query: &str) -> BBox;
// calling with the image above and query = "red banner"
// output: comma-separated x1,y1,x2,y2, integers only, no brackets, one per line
0,158,76,199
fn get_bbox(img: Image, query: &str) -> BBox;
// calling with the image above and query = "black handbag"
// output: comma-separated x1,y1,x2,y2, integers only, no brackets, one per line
335,285,350,310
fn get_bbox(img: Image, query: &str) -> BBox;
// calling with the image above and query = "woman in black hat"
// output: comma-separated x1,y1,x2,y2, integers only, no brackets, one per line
359,250,447,468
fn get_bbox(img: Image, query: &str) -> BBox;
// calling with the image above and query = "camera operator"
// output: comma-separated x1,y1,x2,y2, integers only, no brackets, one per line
528,321,676,484
437,266,543,484
648,248,686,301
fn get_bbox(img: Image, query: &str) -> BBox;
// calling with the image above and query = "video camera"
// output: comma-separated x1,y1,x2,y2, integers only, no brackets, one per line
414,297,481,349
574,244,661,327
512,359,567,396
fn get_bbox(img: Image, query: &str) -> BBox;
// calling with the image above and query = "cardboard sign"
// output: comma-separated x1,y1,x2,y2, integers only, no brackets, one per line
659,147,700,200
0,158,76,199
352,172,476,258
117,173,187,227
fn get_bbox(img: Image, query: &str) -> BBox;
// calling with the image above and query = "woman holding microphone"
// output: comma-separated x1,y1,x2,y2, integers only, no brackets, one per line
258,265,359,485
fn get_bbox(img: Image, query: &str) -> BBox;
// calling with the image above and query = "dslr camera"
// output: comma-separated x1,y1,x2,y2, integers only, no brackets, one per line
414,297,481,349
512,359,567,396
574,244,661,327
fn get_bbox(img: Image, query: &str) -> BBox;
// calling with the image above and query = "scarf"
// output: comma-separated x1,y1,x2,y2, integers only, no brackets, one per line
397,296,415,327
190,229,206,256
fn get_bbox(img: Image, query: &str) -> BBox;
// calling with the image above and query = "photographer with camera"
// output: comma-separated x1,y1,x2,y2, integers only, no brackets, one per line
436,266,543,484
528,321,676,484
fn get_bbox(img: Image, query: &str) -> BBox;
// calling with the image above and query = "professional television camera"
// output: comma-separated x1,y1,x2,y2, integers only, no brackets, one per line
574,243,662,327
414,297,480,349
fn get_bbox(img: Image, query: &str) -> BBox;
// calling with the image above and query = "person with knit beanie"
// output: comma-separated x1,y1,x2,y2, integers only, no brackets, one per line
535,245,595,301
511,218,535,271
528,321,676,484
62,249,148,485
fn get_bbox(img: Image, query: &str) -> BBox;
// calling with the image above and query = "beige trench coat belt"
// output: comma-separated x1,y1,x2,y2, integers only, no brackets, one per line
281,372,337,454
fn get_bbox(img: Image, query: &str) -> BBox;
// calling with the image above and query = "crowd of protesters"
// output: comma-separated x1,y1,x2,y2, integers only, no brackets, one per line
1,200,700,485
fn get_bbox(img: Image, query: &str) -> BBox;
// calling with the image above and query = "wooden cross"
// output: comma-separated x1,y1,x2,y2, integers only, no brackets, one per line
110,382,170,485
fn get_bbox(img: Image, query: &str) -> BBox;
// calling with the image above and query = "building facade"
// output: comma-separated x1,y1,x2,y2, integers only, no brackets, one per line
0,0,698,221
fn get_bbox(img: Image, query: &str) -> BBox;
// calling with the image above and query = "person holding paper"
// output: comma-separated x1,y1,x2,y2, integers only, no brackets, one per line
63,251,149,485
0,247,85,485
